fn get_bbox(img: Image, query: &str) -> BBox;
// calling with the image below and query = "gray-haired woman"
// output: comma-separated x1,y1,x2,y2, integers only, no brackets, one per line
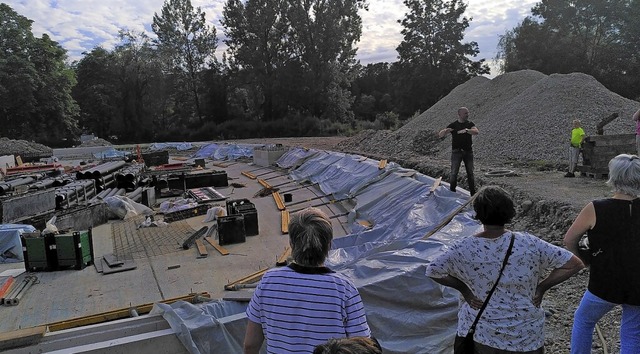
564,154,640,354
244,207,371,354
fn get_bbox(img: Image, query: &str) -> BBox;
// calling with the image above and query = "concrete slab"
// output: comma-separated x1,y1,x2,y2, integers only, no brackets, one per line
0,159,355,334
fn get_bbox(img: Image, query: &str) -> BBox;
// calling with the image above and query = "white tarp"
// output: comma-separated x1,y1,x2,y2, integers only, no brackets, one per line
162,147,482,354
0,224,36,263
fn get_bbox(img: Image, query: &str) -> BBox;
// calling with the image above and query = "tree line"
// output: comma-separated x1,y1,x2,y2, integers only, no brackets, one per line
2,0,639,146
497,0,640,100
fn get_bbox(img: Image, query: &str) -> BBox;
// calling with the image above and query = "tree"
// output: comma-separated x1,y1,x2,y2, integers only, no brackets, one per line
395,0,489,116
73,47,116,138
496,0,640,98
287,0,367,121
0,4,78,143
222,0,292,121
152,0,218,124
221,0,367,123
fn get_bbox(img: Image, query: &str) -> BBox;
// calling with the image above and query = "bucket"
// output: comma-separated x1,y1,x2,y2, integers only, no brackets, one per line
283,193,293,203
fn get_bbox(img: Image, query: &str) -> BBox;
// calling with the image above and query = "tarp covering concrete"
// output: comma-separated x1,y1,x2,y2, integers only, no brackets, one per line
164,147,481,354
0,224,36,263
150,142,194,151
92,148,130,159
193,143,260,160
153,300,248,354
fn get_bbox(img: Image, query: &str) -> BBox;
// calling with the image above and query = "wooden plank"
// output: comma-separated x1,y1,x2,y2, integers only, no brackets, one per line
47,292,210,332
204,236,229,256
0,325,46,351
273,192,286,211
195,239,208,258
430,177,442,193
378,159,387,169
586,133,635,143
225,268,268,291
241,171,256,179
422,193,478,240
281,210,290,234
276,246,291,266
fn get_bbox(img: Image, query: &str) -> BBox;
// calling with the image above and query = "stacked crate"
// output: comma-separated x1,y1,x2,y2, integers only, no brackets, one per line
21,230,94,271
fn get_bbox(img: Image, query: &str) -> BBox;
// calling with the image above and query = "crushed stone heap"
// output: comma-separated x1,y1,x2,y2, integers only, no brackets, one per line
338,70,639,165
79,138,113,147
0,137,53,157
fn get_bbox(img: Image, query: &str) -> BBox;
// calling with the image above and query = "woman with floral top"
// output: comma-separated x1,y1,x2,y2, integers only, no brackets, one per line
426,186,584,353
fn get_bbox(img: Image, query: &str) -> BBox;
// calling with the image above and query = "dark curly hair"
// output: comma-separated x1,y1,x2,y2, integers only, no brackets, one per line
473,186,515,226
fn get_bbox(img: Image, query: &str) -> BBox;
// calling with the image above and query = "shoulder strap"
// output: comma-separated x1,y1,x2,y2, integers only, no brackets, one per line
468,233,515,335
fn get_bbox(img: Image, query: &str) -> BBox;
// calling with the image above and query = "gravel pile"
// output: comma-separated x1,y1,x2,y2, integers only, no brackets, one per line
0,137,53,157
336,70,637,353
79,138,112,147
338,70,638,165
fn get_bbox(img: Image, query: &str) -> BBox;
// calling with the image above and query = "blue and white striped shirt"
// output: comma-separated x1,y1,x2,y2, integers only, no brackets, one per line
246,263,370,353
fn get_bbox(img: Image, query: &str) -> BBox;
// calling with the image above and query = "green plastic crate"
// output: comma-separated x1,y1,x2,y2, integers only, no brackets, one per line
54,230,93,270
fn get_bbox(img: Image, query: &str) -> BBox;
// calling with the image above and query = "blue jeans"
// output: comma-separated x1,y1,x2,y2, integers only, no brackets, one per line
571,290,640,354
450,149,475,195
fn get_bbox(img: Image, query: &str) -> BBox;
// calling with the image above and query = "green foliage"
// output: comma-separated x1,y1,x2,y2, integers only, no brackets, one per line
497,0,640,99
222,0,366,122
375,111,400,130
152,0,218,123
0,4,79,143
394,0,489,116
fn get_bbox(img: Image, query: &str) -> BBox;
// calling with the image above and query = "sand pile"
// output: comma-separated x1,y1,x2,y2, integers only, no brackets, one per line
0,137,53,157
338,70,638,164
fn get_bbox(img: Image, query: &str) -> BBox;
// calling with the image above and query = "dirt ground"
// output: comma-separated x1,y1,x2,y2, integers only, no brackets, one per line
233,136,619,353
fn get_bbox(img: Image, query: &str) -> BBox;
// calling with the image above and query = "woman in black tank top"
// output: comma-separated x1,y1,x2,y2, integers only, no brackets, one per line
563,154,640,354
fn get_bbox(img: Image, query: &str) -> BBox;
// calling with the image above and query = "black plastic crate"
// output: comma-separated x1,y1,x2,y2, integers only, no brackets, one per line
235,204,259,236
225,199,253,215
217,215,246,245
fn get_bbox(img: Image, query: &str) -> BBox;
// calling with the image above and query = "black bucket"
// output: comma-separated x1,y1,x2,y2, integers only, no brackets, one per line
283,193,293,203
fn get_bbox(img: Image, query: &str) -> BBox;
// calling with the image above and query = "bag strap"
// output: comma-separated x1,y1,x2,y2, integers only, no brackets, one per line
468,233,515,335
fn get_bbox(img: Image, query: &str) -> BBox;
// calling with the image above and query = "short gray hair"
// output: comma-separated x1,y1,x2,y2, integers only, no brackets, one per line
606,154,640,196
288,207,333,266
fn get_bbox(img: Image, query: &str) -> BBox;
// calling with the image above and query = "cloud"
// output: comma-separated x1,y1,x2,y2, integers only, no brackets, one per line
3,0,536,76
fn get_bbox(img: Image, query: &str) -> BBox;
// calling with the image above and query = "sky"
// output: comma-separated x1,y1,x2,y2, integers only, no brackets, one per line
4,0,539,76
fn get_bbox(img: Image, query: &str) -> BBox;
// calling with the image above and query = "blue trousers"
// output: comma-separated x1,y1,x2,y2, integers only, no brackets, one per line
571,290,640,354
450,149,475,195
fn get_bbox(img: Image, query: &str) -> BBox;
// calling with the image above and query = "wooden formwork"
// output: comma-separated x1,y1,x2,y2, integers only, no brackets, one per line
579,133,635,178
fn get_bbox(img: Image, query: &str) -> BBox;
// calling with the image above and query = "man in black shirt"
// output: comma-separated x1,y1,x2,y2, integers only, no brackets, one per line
437,107,478,195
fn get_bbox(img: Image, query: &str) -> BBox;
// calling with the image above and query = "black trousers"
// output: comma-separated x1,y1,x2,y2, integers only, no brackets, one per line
450,149,475,195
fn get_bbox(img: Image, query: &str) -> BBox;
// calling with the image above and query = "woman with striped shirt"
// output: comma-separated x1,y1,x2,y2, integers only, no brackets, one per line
244,207,371,354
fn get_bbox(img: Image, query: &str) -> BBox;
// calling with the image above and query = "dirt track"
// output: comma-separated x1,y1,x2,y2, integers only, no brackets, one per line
234,136,619,353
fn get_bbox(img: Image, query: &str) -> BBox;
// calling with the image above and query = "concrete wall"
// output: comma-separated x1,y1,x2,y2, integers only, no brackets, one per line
0,189,56,223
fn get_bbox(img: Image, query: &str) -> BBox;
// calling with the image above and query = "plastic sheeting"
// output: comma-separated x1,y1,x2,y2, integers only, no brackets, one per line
192,143,261,160
150,142,193,151
92,148,130,159
152,300,249,354
163,147,484,354
0,224,36,263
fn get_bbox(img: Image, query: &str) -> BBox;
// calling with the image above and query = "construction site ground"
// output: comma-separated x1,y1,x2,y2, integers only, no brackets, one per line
227,137,620,354
0,136,620,353
0,152,350,335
